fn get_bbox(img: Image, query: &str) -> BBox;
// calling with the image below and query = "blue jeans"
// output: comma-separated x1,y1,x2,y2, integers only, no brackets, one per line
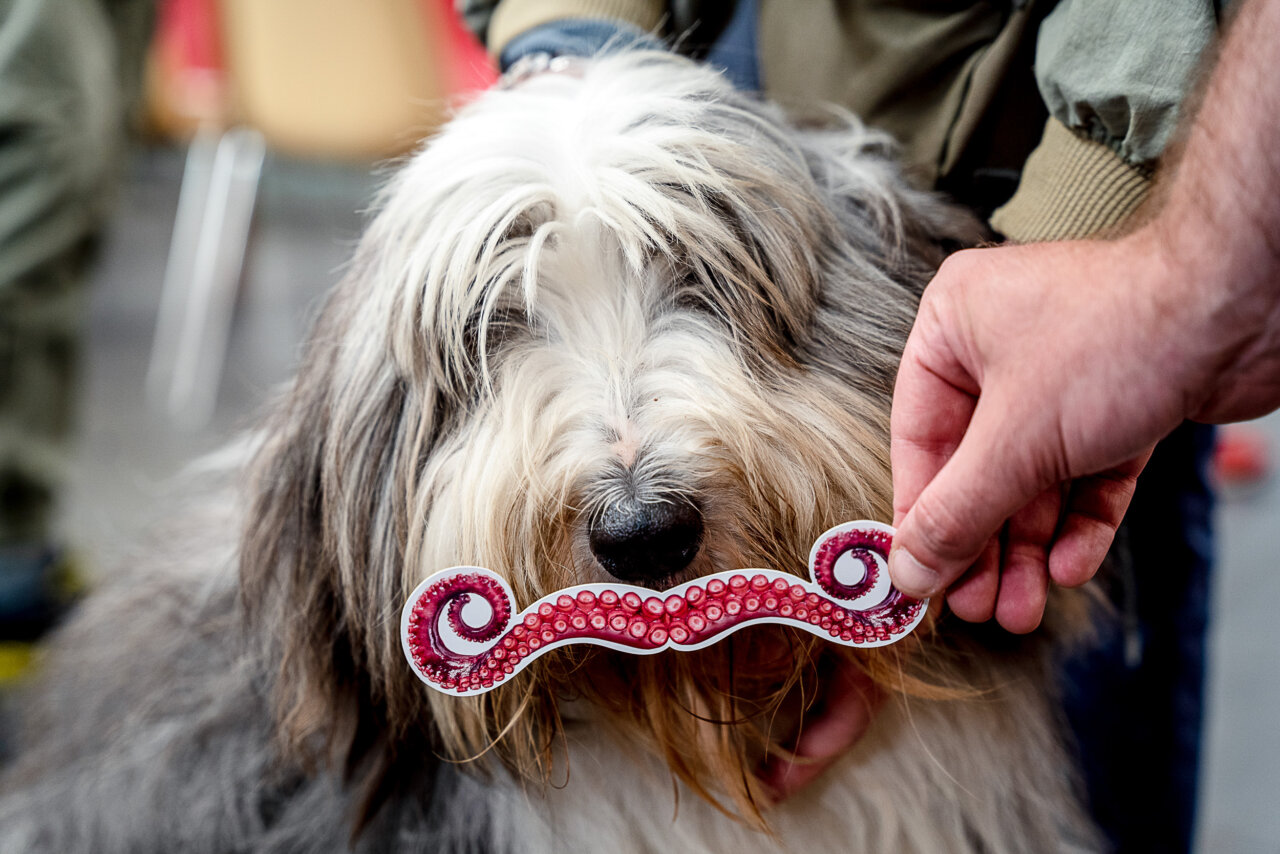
1060,422,1214,854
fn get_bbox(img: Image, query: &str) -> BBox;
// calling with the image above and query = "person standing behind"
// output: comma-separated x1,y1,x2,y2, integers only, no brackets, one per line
0,0,153,670
460,0,1226,849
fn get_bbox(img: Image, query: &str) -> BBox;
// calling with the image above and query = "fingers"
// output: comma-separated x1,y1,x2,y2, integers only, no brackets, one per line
888,244,1152,630
945,486,1061,633
888,295,993,598
1049,451,1151,587
944,536,999,622
909,458,1141,634
889,295,979,530
991,485,1061,634
910,459,1140,635
890,397,1049,599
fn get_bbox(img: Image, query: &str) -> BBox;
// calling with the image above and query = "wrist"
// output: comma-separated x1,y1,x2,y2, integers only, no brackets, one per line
1127,212,1280,423
1106,226,1225,422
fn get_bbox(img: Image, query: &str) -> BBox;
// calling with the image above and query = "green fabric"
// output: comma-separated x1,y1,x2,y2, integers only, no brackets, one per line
1034,0,1217,167
0,0,151,543
463,0,1217,179
759,0,1025,185
465,0,1040,186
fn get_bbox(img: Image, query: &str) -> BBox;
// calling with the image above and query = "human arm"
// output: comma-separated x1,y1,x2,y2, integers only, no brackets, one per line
887,0,1280,632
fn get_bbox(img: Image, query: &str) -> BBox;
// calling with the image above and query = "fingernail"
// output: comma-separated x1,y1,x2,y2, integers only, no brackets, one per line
889,547,940,598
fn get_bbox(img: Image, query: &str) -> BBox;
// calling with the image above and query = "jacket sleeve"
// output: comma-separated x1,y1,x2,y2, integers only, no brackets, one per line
990,0,1219,242
458,0,665,65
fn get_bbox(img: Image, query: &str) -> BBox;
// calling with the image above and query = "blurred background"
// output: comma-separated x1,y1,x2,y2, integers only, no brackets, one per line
0,1,1276,851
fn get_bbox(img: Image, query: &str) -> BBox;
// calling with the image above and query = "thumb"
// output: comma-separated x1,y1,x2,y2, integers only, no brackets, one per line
889,402,1048,598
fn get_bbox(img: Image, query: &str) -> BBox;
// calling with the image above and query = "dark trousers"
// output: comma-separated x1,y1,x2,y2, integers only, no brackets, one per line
1060,422,1214,854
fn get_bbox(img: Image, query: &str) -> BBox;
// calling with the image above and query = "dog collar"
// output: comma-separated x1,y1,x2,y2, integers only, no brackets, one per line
401,520,928,697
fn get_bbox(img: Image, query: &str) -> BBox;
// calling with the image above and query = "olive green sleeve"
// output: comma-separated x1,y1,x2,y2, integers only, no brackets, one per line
992,0,1218,242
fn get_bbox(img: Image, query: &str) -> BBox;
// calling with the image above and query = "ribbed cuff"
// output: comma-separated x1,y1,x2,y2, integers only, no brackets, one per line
488,0,665,60
990,118,1153,243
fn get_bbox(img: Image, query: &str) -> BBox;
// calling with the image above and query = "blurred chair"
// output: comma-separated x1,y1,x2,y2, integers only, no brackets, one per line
146,0,492,428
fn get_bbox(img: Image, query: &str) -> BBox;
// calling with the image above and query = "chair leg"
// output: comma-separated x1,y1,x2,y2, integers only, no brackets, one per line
147,126,266,429
147,128,218,415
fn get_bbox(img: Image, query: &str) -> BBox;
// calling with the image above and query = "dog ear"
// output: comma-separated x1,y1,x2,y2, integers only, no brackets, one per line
240,264,446,787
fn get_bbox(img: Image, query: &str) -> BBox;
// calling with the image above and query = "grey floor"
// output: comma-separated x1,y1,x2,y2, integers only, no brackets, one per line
60,145,1280,852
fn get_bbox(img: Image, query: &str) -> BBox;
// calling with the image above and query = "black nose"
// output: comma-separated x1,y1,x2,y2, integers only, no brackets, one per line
589,496,704,584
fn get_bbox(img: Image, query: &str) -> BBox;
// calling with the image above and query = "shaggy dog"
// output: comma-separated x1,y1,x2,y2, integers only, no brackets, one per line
0,53,1101,852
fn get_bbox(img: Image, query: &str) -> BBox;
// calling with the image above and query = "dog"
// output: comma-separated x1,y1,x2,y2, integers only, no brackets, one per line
0,52,1102,853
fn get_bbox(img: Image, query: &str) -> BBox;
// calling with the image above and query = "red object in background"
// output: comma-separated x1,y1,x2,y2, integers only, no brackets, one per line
1212,425,1272,489
156,0,225,74
151,0,228,128
152,0,496,131
423,0,498,94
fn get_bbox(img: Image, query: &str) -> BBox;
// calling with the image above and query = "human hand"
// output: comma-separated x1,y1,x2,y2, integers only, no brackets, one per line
886,231,1220,632
884,0,1280,633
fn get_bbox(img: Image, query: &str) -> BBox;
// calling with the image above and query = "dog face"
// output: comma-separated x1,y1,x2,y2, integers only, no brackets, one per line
242,53,986,824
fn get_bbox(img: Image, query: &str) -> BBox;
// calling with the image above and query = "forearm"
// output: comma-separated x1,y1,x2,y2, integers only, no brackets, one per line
1158,0,1280,286
1145,0,1280,422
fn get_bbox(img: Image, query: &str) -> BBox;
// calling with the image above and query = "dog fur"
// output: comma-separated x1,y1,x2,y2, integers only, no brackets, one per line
0,53,1102,853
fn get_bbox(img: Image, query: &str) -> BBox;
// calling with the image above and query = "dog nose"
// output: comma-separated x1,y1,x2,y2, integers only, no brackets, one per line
589,496,704,584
